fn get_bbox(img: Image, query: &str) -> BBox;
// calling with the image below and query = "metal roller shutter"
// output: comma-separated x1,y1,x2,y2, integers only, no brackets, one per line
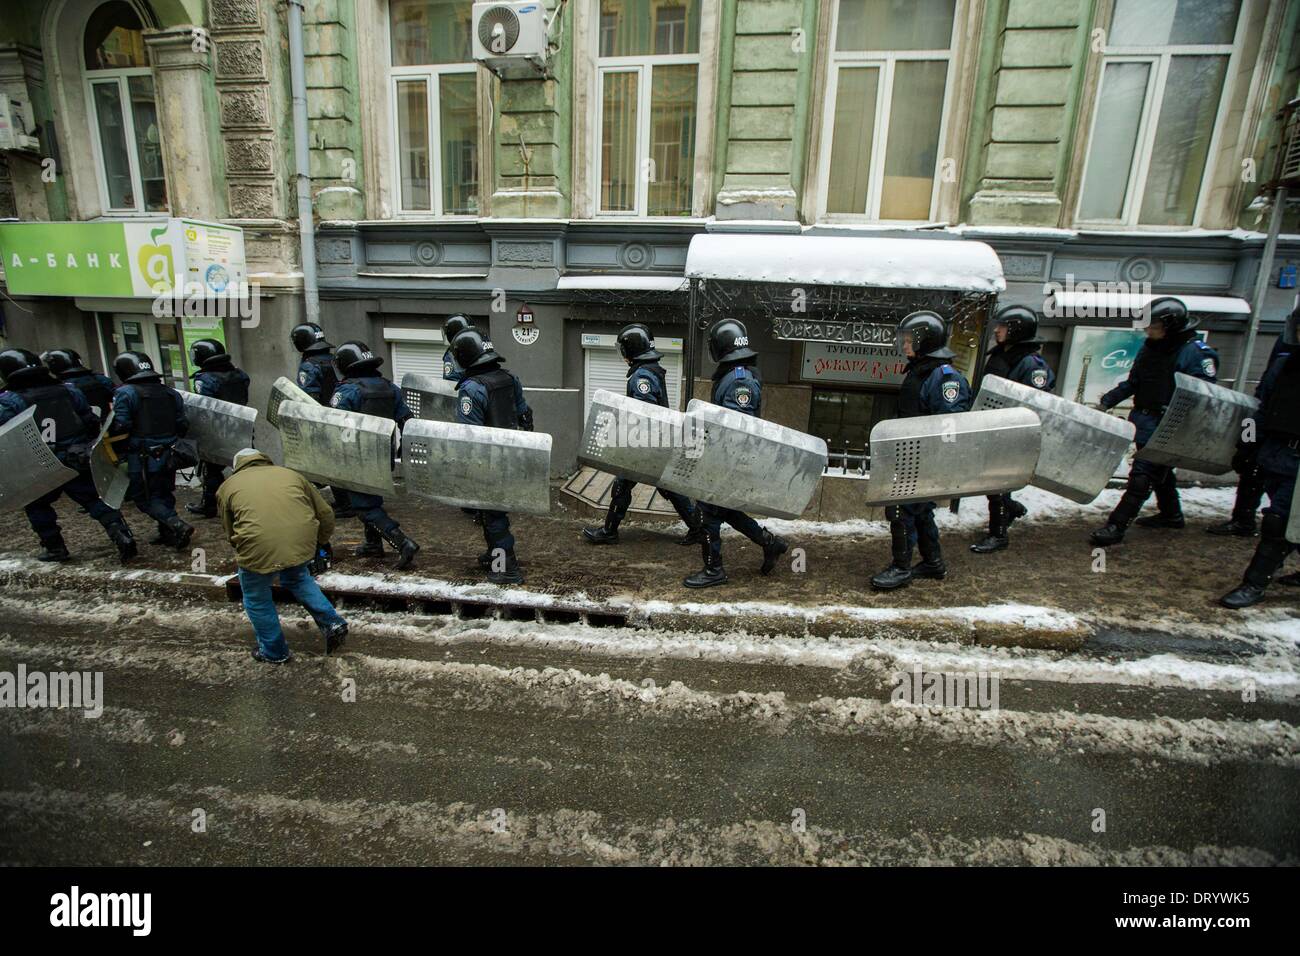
390,341,445,382
583,347,682,412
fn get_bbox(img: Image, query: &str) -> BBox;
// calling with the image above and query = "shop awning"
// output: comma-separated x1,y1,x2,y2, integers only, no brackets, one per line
683,234,1006,293
557,274,688,292
1045,290,1251,317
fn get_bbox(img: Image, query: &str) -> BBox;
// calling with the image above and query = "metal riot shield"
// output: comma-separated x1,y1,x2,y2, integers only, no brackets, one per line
0,406,80,514
401,419,552,515
973,376,1135,504
400,372,460,422
657,400,827,520
266,375,316,430
1136,372,1261,475
862,407,1042,506
89,410,130,510
180,391,258,466
276,400,398,497
577,388,685,487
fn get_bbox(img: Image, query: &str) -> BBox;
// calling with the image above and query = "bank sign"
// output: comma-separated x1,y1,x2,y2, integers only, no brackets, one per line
0,219,246,298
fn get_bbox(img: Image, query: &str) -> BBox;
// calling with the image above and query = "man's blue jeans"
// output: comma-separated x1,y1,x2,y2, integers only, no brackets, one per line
237,561,344,661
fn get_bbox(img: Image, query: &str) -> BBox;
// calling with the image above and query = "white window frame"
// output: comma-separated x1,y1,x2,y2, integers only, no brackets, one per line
385,10,478,219
1074,15,1244,229
593,9,703,218
85,66,164,216
814,2,959,223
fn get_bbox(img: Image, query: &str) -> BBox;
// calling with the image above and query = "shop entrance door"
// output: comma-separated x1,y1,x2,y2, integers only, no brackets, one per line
112,316,190,392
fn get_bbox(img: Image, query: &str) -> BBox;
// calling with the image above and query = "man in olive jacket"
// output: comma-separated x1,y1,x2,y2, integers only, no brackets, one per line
218,449,348,662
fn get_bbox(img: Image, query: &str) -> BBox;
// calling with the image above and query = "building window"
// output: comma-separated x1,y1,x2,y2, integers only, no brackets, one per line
817,0,957,222
84,1,167,214
596,0,700,216
389,0,479,215
1076,0,1242,227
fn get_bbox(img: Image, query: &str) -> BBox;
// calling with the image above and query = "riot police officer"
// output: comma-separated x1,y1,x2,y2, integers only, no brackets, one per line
1207,334,1292,539
683,319,789,589
41,348,115,422
329,340,420,569
1091,298,1219,546
451,328,534,584
971,305,1055,554
111,350,194,550
871,311,972,591
1220,308,1300,608
185,338,251,519
0,349,136,563
583,323,704,547
291,321,352,518
442,314,472,381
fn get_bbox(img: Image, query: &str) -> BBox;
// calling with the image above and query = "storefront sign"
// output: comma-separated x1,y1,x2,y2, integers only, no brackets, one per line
0,219,246,298
801,342,907,387
1061,326,1205,406
773,316,897,346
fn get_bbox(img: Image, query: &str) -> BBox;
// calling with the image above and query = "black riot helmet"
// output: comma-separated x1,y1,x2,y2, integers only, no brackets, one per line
450,328,501,372
113,350,162,384
617,324,660,362
443,314,473,344
291,322,332,354
333,340,383,379
189,338,229,371
40,348,89,378
992,304,1039,345
1284,305,1299,347
1146,296,1192,335
707,319,757,364
0,348,50,389
895,310,953,359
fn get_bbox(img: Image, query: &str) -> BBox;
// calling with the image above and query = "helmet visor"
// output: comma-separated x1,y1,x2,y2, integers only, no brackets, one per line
894,327,913,358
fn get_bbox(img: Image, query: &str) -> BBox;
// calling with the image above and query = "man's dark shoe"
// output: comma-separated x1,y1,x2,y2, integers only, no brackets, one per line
582,525,619,544
759,532,789,576
870,563,913,590
970,534,1008,554
323,621,348,654
1090,523,1125,546
684,563,728,588
1276,571,1300,587
105,520,137,563
36,537,70,562
149,522,175,546
168,518,194,551
251,649,292,664
1206,519,1257,537
486,551,524,585
186,503,217,518
381,526,419,570
1220,584,1267,610
354,524,384,558
911,559,947,580
1135,512,1185,529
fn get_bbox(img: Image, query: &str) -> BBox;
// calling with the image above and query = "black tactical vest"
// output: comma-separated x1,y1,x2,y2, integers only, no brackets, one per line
632,361,670,408
207,369,249,405
1261,355,1300,439
470,367,520,428
983,343,1037,381
306,353,338,406
354,378,397,420
897,357,945,418
66,373,112,418
18,383,85,444
1132,337,1188,413
130,381,179,438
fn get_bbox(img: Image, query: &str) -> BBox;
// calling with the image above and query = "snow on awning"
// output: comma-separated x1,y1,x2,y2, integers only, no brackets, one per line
683,234,1007,293
1045,290,1251,318
557,274,688,292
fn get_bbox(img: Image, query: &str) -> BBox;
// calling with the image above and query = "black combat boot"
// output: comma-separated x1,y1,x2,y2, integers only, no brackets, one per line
166,517,194,551
1090,474,1152,545
103,519,137,563
759,531,789,575
186,497,217,518
354,523,384,558
323,620,348,654
1135,512,1185,529
1276,571,1300,587
582,514,620,544
1206,518,1257,537
684,555,728,588
381,526,420,570
971,497,1009,554
150,522,175,546
36,534,70,562
870,518,914,590
1136,472,1184,528
912,527,947,580
486,550,524,585
1220,516,1291,609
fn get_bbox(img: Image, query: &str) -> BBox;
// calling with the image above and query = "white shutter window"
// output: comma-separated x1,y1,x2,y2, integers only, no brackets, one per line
583,344,683,412
390,341,445,381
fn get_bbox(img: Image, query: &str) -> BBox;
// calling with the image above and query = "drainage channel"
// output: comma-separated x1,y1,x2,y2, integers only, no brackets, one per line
224,579,630,629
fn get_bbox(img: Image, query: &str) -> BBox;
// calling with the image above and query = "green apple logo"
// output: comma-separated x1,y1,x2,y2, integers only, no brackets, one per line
138,225,174,293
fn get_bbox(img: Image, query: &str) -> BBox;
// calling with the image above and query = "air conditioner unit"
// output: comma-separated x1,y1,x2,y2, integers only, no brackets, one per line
472,2,549,77
0,92,38,153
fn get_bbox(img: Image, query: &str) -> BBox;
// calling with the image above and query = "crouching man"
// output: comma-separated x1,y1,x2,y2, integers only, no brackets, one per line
218,448,349,663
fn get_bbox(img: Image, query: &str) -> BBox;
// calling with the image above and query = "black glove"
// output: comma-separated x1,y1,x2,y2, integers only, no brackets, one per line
309,542,333,576
1231,445,1257,476
518,408,534,432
